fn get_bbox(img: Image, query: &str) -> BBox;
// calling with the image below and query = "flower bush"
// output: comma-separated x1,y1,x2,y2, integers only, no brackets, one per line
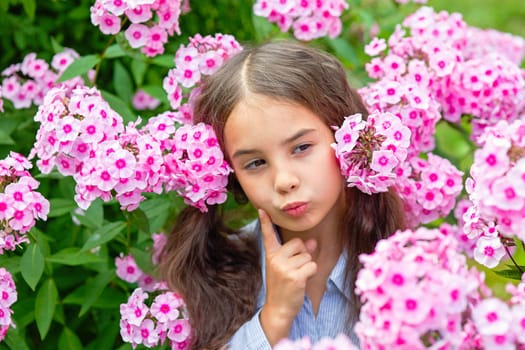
0,1,524,349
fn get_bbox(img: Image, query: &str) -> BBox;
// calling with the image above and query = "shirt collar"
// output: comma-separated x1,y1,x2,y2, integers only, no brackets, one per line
328,250,352,301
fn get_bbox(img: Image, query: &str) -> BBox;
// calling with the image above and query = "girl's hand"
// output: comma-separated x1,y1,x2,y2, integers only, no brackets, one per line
258,209,317,346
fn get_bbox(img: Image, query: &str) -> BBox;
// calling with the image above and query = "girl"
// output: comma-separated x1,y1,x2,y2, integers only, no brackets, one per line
160,40,405,350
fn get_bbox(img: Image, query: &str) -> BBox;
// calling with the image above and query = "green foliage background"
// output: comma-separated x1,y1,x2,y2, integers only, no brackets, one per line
0,0,524,349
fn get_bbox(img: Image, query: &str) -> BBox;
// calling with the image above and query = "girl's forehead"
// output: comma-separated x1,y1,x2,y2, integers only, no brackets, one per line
223,95,330,150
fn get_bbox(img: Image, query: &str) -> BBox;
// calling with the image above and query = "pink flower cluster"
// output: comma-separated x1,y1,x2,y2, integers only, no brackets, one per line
253,0,348,41
355,227,484,349
0,152,50,254
163,33,242,113
360,6,525,143
162,122,232,211
117,233,192,349
120,288,191,349
132,89,161,111
332,112,411,194
469,275,525,348
30,85,231,212
464,27,525,66
461,204,506,269
90,0,187,57
358,75,441,158
394,153,464,227
0,268,17,342
274,334,358,350
459,118,525,267
116,233,167,292
1,49,83,109
466,118,525,239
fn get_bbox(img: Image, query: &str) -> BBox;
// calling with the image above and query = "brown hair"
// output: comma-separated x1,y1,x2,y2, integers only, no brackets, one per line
160,40,405,349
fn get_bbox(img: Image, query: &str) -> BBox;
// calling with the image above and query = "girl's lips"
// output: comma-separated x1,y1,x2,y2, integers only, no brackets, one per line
282,202,308,217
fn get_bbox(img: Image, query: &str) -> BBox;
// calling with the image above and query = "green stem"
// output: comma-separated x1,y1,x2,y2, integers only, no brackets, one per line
92,18,127,84
503,240,524,274
92,36,116,85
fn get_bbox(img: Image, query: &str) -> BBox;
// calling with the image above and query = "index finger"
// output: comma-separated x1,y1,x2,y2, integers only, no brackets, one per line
258,209,281,254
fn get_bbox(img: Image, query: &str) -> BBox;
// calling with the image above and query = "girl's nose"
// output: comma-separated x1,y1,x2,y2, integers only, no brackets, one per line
273,165,300,193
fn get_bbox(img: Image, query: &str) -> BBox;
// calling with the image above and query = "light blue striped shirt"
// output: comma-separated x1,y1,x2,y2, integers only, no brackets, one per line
228,222,359,349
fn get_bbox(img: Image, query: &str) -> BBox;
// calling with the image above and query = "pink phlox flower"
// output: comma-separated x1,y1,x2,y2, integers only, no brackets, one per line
116,253,143,283
125,23,149,48
120,288,149,326
132,89,161,110
365,37,387,56
150,292,181,323
473,235,506,268
125,4,153,23
472,298,512,335
123,0,155,9
167,319,191,343
133,318,159,347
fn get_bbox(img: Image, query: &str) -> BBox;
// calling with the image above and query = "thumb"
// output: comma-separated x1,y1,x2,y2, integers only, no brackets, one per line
258,209,281,254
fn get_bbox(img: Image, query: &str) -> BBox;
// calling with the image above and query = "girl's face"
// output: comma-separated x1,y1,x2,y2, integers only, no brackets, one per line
223,94,346,237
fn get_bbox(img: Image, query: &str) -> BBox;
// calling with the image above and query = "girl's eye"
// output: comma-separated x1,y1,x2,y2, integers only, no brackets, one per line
244,159,266,170
293,143,311,154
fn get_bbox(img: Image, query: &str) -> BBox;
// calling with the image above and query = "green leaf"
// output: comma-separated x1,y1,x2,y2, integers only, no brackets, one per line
79,269,115,316
252,12,277,41
63,283,125,309
494,268,524,280
325,37,360,67
130,247,154,274
139,196,172,232
47,247,105,266
74,198,103,229
12,297,36,329
141,84,169,105
100,90,137,124
131,59,147,86
128,208,150,233
81,221,127,252
113,61,133,103
51,37,64,54
0,255,21,274
56,54,100,83
35,278,58,339
48,198,78,218
58,327,83,350
149,54,174,68
105,44,126,59
85,318,119,350
4,326,30,350
21,0,36,19
0,129,15,145
20,243,45,290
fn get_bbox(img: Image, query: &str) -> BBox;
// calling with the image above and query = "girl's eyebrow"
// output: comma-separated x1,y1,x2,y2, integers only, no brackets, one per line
231,128,316,159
